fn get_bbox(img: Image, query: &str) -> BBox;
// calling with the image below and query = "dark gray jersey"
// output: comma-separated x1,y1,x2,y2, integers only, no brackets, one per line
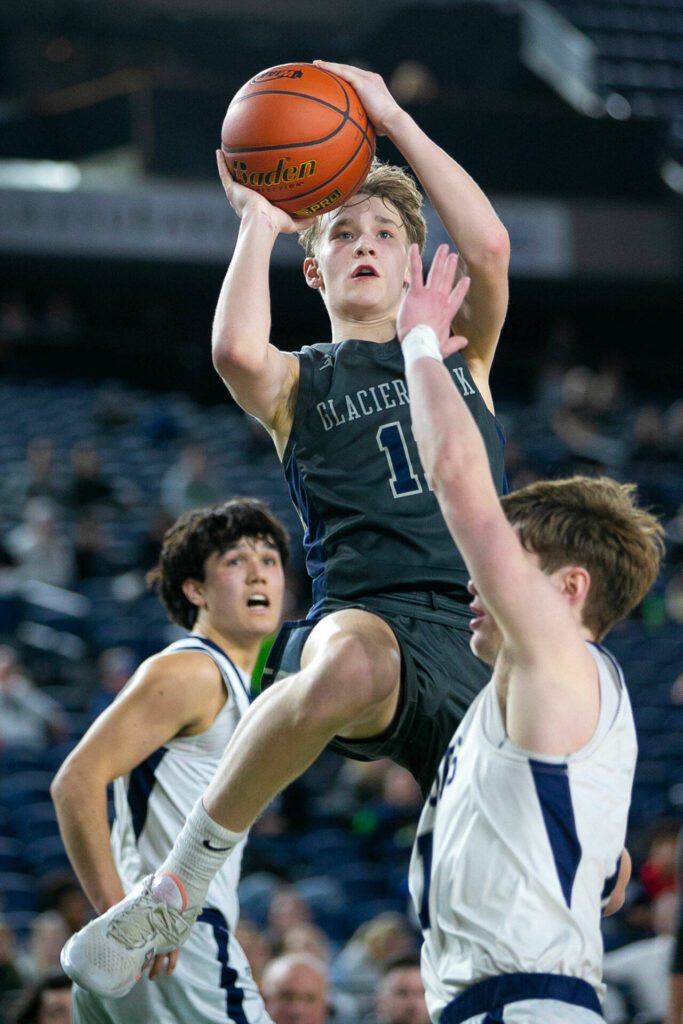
282,338,507,614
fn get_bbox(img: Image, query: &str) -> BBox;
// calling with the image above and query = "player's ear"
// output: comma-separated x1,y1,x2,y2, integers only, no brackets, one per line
304,257,324,291
560,566,591,607
182,578,205,608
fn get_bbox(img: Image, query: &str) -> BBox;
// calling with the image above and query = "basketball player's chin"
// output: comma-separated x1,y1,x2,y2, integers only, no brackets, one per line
469,625,499,667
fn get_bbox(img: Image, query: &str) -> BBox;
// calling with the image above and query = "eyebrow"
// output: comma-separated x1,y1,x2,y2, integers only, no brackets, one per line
331,214,401,229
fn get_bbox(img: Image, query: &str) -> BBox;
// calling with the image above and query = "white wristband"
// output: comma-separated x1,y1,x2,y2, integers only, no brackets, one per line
402,324,443,369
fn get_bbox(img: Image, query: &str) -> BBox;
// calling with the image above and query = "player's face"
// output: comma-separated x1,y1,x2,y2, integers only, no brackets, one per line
467,578,503,665
468,546,570,664
198,537,284,641
377,967,429,1024
312,194,410,318
264,964,328,1024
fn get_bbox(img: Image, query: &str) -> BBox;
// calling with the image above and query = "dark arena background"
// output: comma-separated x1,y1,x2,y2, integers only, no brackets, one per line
0,1,682,1021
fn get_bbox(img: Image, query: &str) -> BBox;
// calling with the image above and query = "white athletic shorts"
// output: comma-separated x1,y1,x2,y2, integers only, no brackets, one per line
457,1000,603,1023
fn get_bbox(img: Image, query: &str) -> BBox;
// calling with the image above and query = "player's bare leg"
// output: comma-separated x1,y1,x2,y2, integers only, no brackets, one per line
205,607,402,829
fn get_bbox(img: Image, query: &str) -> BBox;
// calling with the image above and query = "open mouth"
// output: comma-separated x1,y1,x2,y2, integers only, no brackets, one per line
246,594,270,608
351,265,378,279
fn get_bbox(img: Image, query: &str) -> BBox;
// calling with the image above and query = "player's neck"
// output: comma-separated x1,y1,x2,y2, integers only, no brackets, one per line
330,311,397,344
192,623,260,675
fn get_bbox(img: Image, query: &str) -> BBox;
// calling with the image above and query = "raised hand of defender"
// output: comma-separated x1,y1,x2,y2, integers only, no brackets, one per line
216,151,316,234
397,244,471,359
312,59,400,136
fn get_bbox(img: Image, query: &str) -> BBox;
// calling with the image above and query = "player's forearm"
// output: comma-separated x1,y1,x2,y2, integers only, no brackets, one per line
51,767,125,913
384,107,509,267
407,355,497,511
212,206,278,376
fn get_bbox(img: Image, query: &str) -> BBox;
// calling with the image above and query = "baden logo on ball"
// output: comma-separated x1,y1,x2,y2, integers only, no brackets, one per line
221,62,376,217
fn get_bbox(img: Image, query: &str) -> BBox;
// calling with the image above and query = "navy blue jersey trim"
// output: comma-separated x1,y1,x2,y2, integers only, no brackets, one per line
587,641,624,688
283,452,327,607
529,759,582,908
198,907,249,1023
128,747,168,839
187,634,252,703
441,972,602,1024
494,420,509,495
601,853,623,905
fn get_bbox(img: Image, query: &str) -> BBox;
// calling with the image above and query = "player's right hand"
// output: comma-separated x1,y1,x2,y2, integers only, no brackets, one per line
216,151,316,235
398,244,471,357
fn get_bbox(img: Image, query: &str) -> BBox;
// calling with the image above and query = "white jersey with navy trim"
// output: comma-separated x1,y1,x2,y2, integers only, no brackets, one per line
409,643,636,1023
73,635,272,1024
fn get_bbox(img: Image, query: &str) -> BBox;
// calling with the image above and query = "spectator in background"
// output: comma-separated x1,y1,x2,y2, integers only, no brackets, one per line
551,364,629,471
261,953,330,1024
5,500,74,589
38,875,91,940
639,818,680,902
278,926,360,1024
1,438,66,518
0,646,69,752
88,646,136,719
280,923,332,965
374,955,429,1024
8,971,71,1024
234,918,272,989
64,443,116,512
603,888,678,1024
666,822,683,1024
331,912,418,1018
72,514,116,582
16,914,69,985
0,916,23,1001
160,443,218,518
630,405,670,464
266,886,314,956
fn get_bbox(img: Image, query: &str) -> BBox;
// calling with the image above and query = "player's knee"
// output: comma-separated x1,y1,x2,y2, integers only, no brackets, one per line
296,631,400,731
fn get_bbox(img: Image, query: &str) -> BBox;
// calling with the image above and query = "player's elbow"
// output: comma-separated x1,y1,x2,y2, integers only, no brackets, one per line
212,332,259,379
472,225,510,273
50,759,74,807
50,755,92,809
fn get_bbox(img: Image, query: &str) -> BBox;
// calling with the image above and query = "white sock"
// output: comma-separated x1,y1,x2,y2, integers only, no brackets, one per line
157,798,246,910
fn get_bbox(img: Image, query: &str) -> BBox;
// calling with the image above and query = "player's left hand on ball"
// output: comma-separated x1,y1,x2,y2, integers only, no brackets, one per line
397,244,471,357
312,60,400,135
148,949,180,981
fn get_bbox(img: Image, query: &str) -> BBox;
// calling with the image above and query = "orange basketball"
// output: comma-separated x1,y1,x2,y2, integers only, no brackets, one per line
220,63,376,218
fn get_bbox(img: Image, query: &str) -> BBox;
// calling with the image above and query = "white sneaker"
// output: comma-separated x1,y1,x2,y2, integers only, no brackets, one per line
61,872,198,998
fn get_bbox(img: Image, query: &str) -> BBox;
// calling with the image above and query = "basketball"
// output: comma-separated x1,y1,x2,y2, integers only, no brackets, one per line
220,62,376,218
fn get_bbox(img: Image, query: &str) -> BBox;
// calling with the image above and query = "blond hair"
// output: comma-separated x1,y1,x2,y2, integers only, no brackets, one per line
298,158,427,257
501,475,665,640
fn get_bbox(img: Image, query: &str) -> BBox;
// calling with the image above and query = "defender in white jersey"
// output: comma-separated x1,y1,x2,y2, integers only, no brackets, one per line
393,245,665,1023
51,498,288,1023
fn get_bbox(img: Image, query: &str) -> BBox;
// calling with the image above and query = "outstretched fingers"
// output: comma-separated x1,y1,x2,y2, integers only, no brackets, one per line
447,275,471,320
407,243,424,292
426,244,459,295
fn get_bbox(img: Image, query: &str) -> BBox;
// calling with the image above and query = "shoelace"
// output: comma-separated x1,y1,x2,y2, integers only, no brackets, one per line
107,890,190,951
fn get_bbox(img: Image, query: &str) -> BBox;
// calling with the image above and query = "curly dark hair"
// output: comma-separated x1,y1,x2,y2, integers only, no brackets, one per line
146,498,289,630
